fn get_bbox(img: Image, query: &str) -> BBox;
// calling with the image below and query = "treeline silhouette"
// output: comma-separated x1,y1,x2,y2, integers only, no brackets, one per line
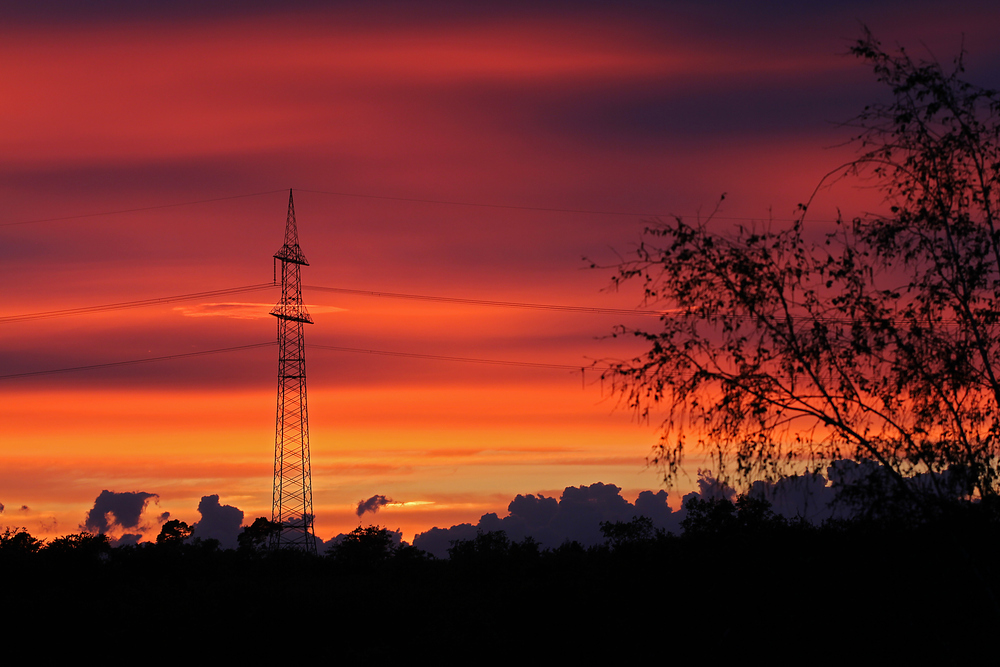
4,496,998,660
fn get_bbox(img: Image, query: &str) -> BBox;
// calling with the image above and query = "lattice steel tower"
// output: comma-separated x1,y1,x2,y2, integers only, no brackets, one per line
269,189,317,553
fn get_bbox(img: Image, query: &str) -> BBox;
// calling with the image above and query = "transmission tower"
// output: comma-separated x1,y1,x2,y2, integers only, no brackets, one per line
269,189,317,553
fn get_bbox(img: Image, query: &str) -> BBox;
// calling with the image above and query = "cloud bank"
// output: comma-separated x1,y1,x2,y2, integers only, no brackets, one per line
414,481,679,558
412,460,976,557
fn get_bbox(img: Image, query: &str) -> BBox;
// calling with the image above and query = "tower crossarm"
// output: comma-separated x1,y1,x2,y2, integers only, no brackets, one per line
270,189,313,324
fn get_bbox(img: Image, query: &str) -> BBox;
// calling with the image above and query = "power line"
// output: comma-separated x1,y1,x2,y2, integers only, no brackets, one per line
0,342,275,380
0,338,905,383
1,190,287,228
0,283,665,324
298,187,826,223
304,285,668,316
297,187,671,218
2,279,969,325
4,186,825,229
309,343,607,372
0,341,606,381
0,284,275,324
303,285,968,325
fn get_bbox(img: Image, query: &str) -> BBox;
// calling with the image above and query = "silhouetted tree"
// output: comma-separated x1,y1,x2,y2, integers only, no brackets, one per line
45,531,111,558
447,530,511,563
599,30,1000,516
237,517,279,553
681,495,786,537
600,516,658,549
156,519,193,545
0,527,43,555
326,525,398,567
189,537,222,553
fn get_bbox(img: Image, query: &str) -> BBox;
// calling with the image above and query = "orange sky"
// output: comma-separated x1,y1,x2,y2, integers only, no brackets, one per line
3,2,1000,544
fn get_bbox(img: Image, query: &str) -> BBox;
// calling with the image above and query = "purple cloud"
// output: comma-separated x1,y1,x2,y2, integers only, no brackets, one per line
191,494,244,549
356,494,393,518
82,490,157,534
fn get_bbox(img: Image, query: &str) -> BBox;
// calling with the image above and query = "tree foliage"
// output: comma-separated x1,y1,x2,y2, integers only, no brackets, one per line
45,531,111,558
680,495,786,537
157,519,193,545
601,31,1000,512
600,516,659,549
237,517,279,553
0,526,43,555
446,530,543,564
326,525,399,566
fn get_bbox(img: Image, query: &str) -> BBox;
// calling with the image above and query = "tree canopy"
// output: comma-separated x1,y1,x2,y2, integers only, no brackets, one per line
157,519,194,545
601,30,1000,515
326,525,399,567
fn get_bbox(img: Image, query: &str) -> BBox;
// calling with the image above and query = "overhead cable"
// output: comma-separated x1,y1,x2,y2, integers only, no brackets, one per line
0,343,275,380
0,283,665,324
5,186,828,228
0,284,276,324
2,279,967,325
309,343,606,372
297,187,823,223
2,189,287,227
0,342,606,380
304,285,668,316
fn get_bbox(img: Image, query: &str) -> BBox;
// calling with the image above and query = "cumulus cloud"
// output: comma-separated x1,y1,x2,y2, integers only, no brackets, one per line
191,494,244,549
115,533,143,547
740,460,973,523
821,459,974,520
356,494,393,518
82,490,157,534
411,524,478,558
748,472,837,523
634,490,675,527
414,482,683,558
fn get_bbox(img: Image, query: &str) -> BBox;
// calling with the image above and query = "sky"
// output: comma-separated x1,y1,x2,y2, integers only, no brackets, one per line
3,1,1000,545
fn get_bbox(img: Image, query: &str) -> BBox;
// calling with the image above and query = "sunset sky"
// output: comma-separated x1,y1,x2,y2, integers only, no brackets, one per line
3,1,1000,544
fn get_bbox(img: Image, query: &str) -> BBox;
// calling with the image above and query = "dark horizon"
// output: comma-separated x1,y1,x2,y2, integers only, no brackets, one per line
3,1,1000,544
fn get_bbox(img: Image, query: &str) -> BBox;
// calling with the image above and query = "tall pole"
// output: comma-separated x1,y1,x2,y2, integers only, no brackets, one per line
269,189,316,553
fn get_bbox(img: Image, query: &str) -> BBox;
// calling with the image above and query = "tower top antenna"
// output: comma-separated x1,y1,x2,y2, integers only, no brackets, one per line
273,189,308,266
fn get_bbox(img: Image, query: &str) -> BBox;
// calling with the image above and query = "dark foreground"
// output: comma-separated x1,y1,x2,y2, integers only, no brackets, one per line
3,507,998,662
